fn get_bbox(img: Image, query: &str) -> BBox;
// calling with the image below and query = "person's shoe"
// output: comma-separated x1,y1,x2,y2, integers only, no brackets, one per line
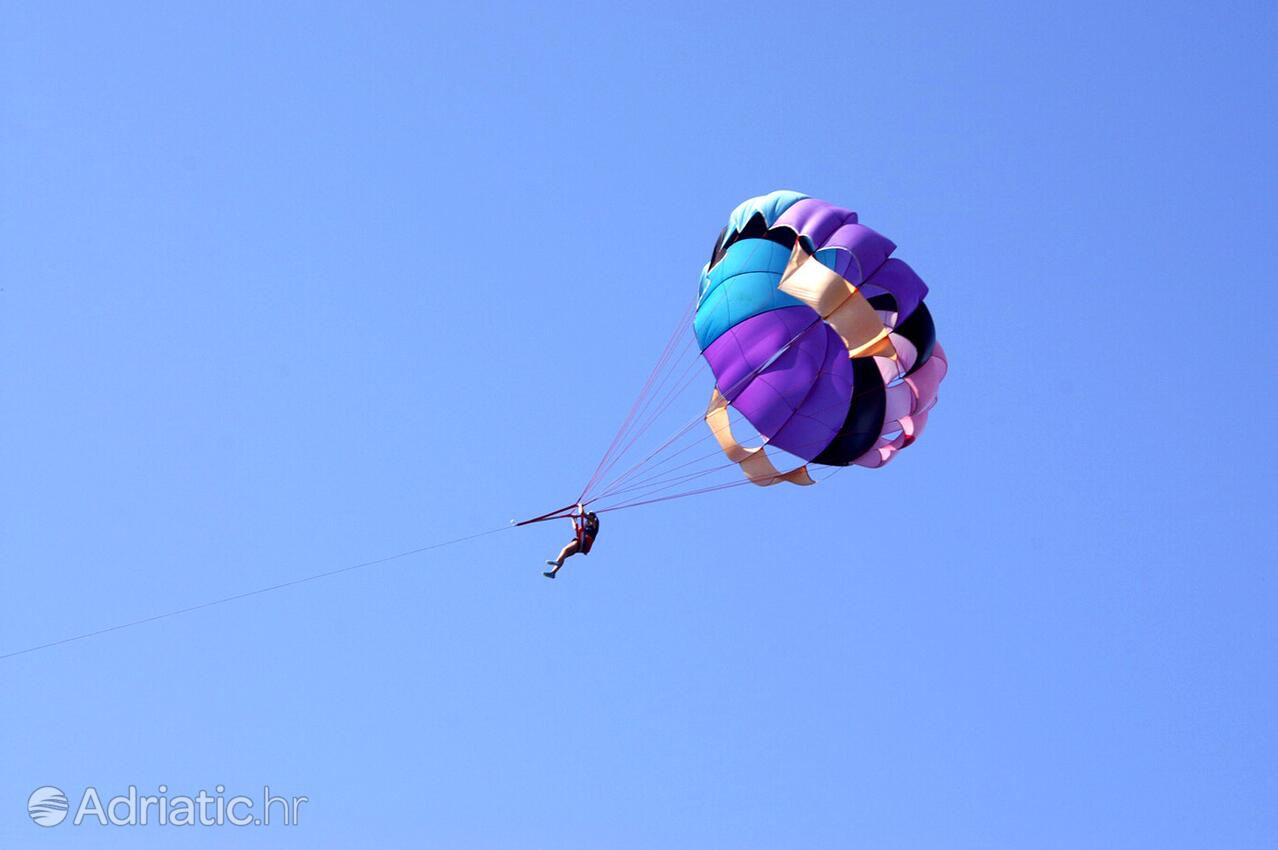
545,560,558,567
543,571,556,579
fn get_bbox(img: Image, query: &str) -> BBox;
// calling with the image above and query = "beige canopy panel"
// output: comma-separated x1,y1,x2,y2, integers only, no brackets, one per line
705,389,815,487
778,242,893,359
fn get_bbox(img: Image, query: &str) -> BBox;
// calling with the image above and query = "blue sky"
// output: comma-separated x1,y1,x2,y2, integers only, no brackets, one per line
3,1,1276,847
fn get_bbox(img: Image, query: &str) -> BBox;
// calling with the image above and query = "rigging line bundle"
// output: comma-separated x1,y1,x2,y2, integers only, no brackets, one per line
575,240,795,506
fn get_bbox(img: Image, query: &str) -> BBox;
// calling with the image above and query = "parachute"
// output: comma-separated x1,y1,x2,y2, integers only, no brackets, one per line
694,190,948,485
526,190,948,525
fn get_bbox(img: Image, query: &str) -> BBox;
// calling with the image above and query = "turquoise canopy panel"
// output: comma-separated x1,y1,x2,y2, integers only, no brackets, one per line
725,190,810,235
694,238,807,350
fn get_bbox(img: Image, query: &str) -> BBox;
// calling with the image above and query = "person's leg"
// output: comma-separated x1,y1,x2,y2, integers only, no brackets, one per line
545,540,579,577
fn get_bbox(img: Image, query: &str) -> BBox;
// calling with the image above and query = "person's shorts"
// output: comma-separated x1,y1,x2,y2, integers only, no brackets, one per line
580,534,596,555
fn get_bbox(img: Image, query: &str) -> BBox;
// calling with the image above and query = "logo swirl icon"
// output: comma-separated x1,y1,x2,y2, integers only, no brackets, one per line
27,786,69,827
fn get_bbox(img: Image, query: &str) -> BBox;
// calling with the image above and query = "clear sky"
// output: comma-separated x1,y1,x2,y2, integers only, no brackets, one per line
3,1,1276,848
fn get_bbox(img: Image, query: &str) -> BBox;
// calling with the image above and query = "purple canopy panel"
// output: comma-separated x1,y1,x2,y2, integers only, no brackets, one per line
773,200,898,284
772,199,858,248
861,259,928,324
701,306,853,461
822,223,896,284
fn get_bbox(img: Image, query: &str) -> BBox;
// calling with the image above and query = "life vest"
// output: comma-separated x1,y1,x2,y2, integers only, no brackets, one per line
575,513,600,554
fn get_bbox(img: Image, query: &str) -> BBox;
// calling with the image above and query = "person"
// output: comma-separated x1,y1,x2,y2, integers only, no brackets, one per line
544,507,600,579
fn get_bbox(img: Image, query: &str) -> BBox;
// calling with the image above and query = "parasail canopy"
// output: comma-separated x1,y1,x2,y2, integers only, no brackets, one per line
694,190,948,486
536,189,950,521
